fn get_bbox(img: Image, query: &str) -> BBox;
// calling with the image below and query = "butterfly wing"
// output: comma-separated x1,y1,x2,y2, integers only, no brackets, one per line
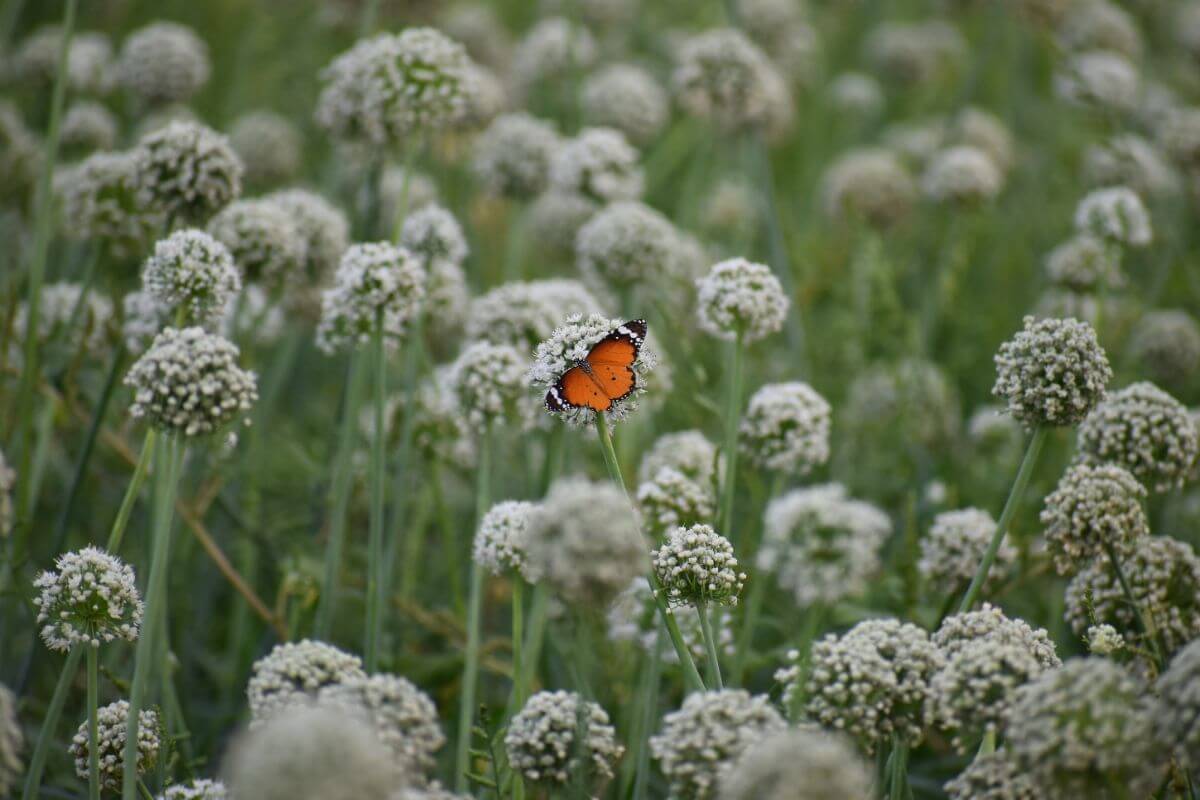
585,319,646,402
546,365,613,412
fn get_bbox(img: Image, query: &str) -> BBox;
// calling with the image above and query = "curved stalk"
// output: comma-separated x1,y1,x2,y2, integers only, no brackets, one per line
86,645,100,800
365,315,387,671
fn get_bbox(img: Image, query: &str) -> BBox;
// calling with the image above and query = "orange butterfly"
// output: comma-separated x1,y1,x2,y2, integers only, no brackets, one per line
545,319,647,413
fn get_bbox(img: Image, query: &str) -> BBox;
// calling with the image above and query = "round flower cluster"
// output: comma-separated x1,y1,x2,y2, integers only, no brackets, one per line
548,127,643,203
652,524,745,608
1156,638,1200,770
472,500,539,581
504,690,623,788
456,62,505,131
13,27,114,93
447,341,527,432
639,429,720,487
918,508,1015,590
581,64,668,145
1055,49,1139,112
511,18,596,95
263,189,349,305
650,690,785,800
1128,310,1200,387
636,467,715,537
921,145,1003,205
606,577,733,665
33,546,142,651
13,281,113,356
700,179,758,240
526,477,646,608
738,382,830,475
317,674,444,778
465,279,602,352
991,315,1111,427
315,28,471,145
406,368,474,471
1039,463,1148,574
316,243,426,354
864,20,966,86
135,121,243,224
399,205,468,267
830,72,884,117
527,190,600,257
843,358,961,459
820,147,917,228
1083,134,1179,199
1043,234,1121,291
118,22,210,106
246,639,365,723
60,101,118,156
207,199,304,288
159,779,229,800
672,28,786,132
1085,623,1125,655
798,618,942,751
1006,658,1165,797
930,610,1059,751
225,704,400,800
529,314,657,428
944,751,1041,800
142,228,240,325
719,727,873,800
1065,535,1200,658
760,484,891,607
55,150,157,256
695,258,789,343
1059,0,1142,58
1073,185,1152,247
471,113,562,199
576,201,683,291
70,701,160,792
228,110,302,188
1079,382,1199,493
126,327,258,437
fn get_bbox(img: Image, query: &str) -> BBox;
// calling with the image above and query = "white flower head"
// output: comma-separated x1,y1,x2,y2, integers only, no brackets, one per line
134,120,243,224
206,199,305,289
118,22,210,106
447,341,528,433
473,500,540,581
652,524,745,608
229,110,302,187
738,382,831,474
549,127,643,204
695,258,789,343
1074,186,1152,247
246,639,365,724
504,690,623,788
399,204,468,267
70,701,160,792
316,243,426,354
317,674,445,777
471,112,562,199
33,546,142,651
581,64,668,145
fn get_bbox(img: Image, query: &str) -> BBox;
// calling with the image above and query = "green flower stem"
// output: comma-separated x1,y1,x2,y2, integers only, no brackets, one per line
512,578,526,800
7,0,76,462
87,645,100,800
314,354,366,639
595,413,706,694
20,647,83,800
978,728,996,757
516,585,549,703
886,737,910,800
696,603,723,690
431,459,465,615
365,316,387,671
1102,538,1164,669
122,434,183,800
107,431,157,552
731,472,783,685
629,635,664,800
384,318,424,617
719,332,745,545
51,344,126,555
389,144,418,242
455,424,491,792
957,426,1048,614
784,605,824,722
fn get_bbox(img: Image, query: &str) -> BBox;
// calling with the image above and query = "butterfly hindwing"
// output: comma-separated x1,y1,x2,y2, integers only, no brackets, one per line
544,319,647,413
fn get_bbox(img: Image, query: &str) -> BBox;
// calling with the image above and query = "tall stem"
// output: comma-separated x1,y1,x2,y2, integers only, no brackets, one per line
630,635,664,800
719,332,745,544
7,0,77,455
957,426,1048,613
887,738,910,800
696,603,723,689
455,424,491,791
20,647,83,800
595,413,705,693
365,316,387,671
1102,538,1164,669
122,435,182,800
511,577,526,800
315,355,365,639
86,646,100,800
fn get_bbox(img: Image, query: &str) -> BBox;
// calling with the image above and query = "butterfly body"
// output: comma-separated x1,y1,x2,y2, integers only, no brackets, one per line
545,320,647,413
